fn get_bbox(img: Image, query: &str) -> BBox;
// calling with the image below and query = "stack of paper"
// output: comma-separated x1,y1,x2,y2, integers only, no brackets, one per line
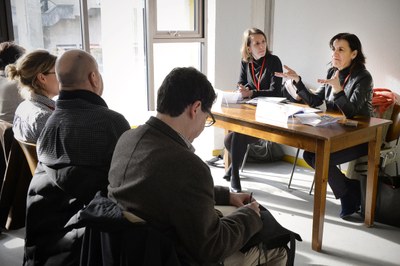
246,97,287,105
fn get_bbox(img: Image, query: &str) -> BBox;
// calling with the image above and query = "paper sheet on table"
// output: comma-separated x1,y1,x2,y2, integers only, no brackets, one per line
295,113,341,127
255,101,323,124
215,89,243,105
256,101,305,123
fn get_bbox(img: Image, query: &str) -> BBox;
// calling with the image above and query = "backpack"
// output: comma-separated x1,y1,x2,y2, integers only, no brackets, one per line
247,139,285,163
240,206,302,266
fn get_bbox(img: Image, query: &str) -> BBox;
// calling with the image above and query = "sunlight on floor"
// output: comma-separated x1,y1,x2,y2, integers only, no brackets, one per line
3,238,24,249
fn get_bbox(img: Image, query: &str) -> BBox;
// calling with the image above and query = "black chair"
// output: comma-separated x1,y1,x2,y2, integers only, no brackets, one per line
241,144,301,189
79,192,182,266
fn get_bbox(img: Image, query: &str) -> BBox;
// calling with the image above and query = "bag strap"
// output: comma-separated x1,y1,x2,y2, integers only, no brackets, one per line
286,233,296,266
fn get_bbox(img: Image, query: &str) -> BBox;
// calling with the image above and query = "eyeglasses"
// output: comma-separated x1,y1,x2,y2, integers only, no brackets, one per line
205,111,216,127
44,71,56,75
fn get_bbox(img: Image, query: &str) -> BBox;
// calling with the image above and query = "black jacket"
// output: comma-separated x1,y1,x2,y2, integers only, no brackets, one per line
295,66,373,118
239,53,284,98
24,91,130,266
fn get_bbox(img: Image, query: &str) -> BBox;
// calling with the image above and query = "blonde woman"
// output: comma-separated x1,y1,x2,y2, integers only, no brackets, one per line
6,50,58,143
224,28,284,192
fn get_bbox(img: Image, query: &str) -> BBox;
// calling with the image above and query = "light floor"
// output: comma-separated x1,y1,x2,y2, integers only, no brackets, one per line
209,160,400,266
1,159,400,266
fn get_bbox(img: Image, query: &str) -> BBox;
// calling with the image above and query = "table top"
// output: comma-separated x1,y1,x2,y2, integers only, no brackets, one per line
212,103,391,141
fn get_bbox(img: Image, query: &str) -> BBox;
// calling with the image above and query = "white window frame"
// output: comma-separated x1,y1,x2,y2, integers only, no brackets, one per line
145,0,207,110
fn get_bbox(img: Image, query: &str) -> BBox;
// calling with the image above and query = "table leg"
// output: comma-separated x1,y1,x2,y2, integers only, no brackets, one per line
223,129,230,172
365,127,382,226
312,140,330,251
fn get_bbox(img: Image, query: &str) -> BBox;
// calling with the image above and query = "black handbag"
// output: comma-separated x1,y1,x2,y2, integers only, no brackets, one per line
240,206,302,266
360,173,400,227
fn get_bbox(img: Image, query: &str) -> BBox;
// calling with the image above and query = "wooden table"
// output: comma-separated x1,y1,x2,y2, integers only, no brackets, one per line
212,103,391,251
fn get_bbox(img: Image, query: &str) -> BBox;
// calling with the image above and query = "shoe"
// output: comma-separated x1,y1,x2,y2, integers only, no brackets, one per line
206,155,224,168
223,174,231,182
340,180,361,218
223,165,232,182
230,187,242,193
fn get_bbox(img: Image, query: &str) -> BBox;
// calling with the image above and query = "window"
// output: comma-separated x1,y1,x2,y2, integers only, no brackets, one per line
10,0,147,124
147,0,206,110
155,0,202,38
9,0,206,121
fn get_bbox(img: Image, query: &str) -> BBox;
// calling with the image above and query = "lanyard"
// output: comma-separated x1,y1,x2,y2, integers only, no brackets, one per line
341,73,351,90
251,56,266,91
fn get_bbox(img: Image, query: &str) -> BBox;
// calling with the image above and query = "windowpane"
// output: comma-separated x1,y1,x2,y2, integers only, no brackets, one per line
90,0,147,124
10,0,148,125
153,42,201,106
156,0,196,32
10,0,82,54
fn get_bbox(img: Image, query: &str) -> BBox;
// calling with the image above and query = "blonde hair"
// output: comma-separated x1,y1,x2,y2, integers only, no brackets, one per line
240,28,270,63
5,50,56,99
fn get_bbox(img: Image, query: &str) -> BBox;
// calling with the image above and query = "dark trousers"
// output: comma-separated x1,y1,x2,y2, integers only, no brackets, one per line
303,143,368,199
224,132,259,189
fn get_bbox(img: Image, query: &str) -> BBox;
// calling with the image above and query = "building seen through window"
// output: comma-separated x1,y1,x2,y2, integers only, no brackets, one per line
9,0,204,124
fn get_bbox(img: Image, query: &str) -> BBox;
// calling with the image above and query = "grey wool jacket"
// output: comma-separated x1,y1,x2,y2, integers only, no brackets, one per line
108,116,263,265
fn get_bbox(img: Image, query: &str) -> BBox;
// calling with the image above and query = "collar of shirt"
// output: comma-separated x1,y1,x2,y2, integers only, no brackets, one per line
177,131,196,153
58,90,108,108
339,66,351,81
30,93,56,110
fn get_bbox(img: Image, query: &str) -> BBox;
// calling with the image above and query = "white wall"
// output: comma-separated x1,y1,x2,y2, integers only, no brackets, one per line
204,0,267,152
273,0,400,93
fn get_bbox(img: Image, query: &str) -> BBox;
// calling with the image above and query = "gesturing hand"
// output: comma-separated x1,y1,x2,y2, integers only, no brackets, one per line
317,70,342,94
275,65,300,83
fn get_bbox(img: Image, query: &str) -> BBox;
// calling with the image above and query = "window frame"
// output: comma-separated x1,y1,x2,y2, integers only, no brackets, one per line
145,0,207,110
151,0,203,39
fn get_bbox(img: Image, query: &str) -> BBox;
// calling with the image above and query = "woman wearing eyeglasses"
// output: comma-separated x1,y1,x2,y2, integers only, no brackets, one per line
223,28,284,192
6,50,58,143
275,33,373,218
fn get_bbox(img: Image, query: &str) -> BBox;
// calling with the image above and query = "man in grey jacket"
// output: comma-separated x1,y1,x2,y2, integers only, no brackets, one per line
108,67,287,265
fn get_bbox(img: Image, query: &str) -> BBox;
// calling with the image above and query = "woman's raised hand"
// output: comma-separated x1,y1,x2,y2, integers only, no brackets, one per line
275,65,300,83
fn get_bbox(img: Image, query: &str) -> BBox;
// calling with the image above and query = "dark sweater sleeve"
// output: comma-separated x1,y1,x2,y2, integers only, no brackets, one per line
238,61,249,87
295,78,325,107
252,54,283,98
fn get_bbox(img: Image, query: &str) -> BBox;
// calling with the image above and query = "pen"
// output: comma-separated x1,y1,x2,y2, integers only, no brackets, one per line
249,192,253,203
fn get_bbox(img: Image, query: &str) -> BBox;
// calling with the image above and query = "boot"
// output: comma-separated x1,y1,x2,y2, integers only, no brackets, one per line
340,179,361,218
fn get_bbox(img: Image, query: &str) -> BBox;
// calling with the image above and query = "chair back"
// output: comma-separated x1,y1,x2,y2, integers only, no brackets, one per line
16,139,38,175
385,103,400,143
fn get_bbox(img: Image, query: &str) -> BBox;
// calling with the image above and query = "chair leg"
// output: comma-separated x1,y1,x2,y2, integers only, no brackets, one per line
240,145,250,172
288,148,300,188
309,179,314,195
